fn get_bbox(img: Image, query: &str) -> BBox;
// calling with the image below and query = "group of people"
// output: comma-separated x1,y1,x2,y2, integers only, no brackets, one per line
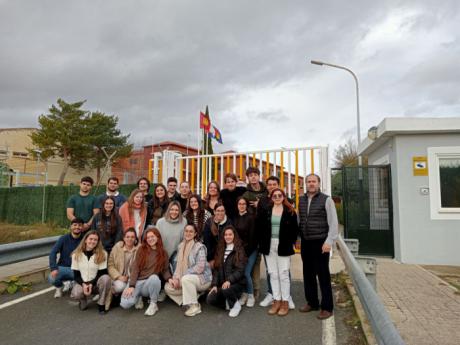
50,168,338,320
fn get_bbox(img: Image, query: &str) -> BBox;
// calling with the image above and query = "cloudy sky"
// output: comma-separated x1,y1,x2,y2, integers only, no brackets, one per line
1,0,459,157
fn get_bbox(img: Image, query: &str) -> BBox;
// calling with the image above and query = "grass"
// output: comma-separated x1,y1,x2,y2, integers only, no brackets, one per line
0,222,68,244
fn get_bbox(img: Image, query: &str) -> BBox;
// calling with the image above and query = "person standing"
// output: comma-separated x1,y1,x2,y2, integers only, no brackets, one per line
137,177,152,203
66,176,99,232
92,196,124,254
48,218,84,298
183,194,211,238
178,181,191,213
298,174,338,320
258,188,298,316
147,184,170,226
204,181,221,215
220,173,246,222
167,177,181,201
97,176,127,209
203,203,232,268
242,167,267,214
119,189,148,239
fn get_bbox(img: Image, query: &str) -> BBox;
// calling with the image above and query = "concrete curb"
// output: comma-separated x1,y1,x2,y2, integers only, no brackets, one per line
343,275,377,345
0,266,49,293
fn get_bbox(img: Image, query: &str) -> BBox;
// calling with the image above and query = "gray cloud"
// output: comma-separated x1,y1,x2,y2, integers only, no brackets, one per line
0,0,459,157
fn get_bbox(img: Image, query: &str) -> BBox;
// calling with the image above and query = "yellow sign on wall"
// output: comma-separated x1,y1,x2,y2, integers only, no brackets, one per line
413,156,428,176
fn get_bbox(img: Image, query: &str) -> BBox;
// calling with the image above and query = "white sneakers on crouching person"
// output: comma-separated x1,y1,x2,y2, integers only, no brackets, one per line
259,293,273,307
54,287,63,298
135,297,144,310
238,292,248,306
62,280,73,292
144,302,158,316
157,291,166,302
246,294,255,307
184,303,202,317
228,300,242,318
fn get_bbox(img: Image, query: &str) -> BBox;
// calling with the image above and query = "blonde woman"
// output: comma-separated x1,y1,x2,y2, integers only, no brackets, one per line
165,224,212,317
70,230,111,314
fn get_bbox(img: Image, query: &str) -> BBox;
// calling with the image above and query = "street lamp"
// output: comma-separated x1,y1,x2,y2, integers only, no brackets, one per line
310,59,362,166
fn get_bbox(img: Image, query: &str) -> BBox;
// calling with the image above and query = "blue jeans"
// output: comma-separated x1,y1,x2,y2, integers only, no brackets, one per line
245,250,258,294
48,266,74,288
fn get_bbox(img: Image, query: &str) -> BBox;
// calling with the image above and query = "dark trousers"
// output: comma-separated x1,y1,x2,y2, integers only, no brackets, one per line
206,283,245,309
301,238,333,312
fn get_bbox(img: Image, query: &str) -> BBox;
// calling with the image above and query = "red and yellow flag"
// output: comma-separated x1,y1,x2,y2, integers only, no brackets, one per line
200,111,211,133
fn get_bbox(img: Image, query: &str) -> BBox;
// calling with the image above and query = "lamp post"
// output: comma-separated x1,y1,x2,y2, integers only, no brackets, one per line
310,60,362,166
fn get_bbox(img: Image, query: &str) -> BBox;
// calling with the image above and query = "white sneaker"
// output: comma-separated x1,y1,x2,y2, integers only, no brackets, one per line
135,297,144,310
288,296,295,310
62,281,72,292
54,287,63,298
259,293,273,307
228,301,241,317
184,303,201,317
157,291,166,302
246,294,255,308
92,294,100,302
238,292,248,306
144,302,158,316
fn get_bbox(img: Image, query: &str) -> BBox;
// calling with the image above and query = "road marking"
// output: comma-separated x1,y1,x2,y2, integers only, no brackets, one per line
0,287,54,310
322,315,337,345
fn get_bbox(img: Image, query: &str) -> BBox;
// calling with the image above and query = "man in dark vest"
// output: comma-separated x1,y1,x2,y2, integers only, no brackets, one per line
298,173,338,320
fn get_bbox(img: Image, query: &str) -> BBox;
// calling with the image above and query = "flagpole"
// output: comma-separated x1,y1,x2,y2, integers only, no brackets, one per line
196,118,201,195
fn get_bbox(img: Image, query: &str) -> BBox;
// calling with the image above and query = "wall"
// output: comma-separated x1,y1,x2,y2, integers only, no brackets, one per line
370,134,460,265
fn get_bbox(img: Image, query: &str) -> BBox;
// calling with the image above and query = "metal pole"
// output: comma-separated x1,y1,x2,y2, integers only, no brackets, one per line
310,60,362,166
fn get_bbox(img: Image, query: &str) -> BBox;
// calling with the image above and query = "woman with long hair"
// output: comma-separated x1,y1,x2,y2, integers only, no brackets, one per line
147,183,170,226
120,227,171,316
70,230,111,314
92,196,123,254
204,180,221,215
137,177,152,203
156,201,187,269
206,225,247,318
178,181,191,213
203,203,232,267
183,194,211,238
220,173,246,221
164,224,212,317
107,228,139,309
119,189,148,240
233,196,257,307
258,188,298,316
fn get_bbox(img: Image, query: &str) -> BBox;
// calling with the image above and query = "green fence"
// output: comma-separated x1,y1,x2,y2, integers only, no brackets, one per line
0,184,138,227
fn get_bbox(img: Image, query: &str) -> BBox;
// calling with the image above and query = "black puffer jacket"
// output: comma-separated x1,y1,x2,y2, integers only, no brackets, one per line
211,245,247,287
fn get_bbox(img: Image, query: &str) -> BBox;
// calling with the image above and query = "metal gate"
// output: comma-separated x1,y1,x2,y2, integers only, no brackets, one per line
150,146,330,208
333,165,394,257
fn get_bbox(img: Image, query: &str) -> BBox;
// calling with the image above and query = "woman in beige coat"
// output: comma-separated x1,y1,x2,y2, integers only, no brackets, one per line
106,228,138,308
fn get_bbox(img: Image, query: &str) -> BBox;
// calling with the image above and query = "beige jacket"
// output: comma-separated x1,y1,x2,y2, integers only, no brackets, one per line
107,241,138,280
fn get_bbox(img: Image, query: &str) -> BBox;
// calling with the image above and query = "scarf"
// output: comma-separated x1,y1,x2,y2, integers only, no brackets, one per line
174,240,195,279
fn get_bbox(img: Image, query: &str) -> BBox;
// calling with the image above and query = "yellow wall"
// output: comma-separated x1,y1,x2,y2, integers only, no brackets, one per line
0,128,102,186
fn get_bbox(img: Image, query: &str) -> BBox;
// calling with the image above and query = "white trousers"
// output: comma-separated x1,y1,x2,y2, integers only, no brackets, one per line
165,274,211,306
265,238,291,301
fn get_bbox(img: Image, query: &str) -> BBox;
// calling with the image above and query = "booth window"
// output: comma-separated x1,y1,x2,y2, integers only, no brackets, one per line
428,147,460,219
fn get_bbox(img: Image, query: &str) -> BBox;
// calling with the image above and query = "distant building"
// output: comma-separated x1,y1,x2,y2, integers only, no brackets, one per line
359,117,460,265
0,128,99,186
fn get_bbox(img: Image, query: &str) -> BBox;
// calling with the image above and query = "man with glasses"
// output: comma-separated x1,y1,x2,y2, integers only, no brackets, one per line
298,174,338,320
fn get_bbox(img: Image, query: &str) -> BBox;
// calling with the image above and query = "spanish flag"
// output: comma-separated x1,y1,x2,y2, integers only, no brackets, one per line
200,109,211,133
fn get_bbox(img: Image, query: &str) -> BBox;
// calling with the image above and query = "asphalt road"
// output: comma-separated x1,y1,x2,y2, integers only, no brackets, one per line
0,280,356,345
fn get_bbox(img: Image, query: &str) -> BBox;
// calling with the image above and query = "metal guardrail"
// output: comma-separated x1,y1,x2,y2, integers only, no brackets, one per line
337,235,405,345
0,236,59,266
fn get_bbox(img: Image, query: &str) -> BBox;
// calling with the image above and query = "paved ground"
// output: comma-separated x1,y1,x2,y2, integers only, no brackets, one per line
377,258,460,345
0,254,363,345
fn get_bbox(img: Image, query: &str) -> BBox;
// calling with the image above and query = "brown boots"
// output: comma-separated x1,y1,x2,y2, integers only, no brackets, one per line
268,300,289,316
